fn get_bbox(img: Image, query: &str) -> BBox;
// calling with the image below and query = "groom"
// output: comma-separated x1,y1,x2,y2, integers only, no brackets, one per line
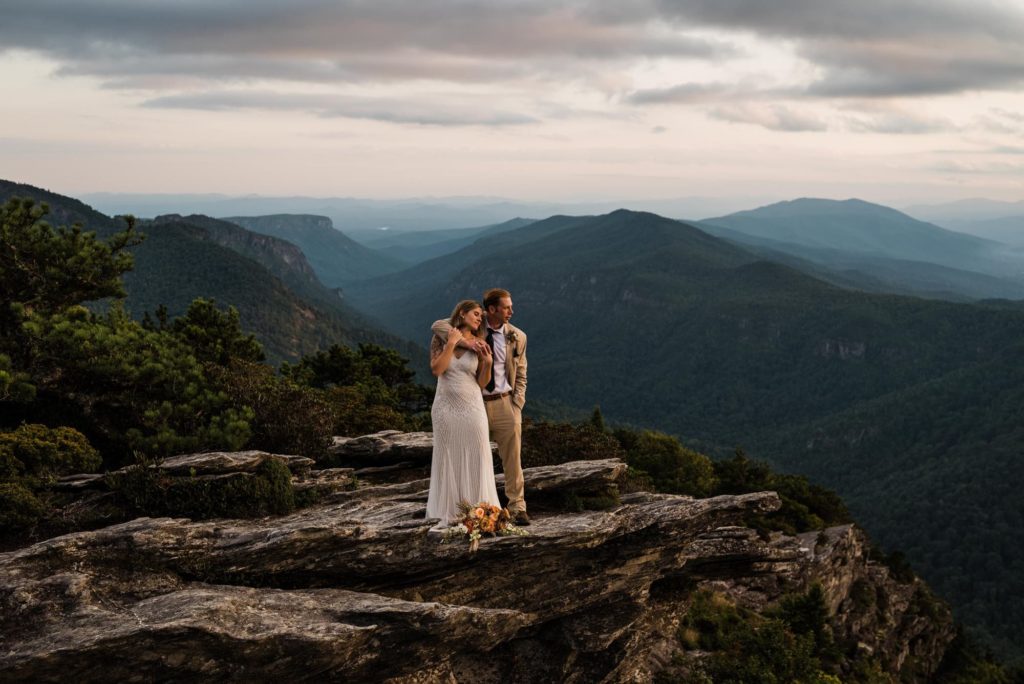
432,288,530,525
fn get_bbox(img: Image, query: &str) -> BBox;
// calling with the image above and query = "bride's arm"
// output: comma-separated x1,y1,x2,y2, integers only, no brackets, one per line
431,329,462,376
475,341,493,389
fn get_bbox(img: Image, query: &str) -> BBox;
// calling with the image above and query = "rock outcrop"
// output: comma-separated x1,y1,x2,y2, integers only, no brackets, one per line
0,433,954,682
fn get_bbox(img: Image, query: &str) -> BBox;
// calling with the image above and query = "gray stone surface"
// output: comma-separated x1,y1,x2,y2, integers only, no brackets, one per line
0,433,955,682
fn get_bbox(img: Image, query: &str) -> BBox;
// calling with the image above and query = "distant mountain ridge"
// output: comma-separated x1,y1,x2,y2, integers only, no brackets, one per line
701,198,1000,269
351,217,537,264
694,217,1024,301
697,197,1024,299
222,214,405,286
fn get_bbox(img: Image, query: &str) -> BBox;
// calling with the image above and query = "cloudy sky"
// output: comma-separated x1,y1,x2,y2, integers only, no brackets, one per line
2,0,1023,205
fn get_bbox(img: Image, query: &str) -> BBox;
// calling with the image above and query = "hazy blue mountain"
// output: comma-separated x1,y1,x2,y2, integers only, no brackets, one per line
904,197,1024,223
83,192,764,234
700,198,1016,277
222,214,406,286
351,218,537,263
936,215,1024,248
347,208,1024,657
693,219,1024,301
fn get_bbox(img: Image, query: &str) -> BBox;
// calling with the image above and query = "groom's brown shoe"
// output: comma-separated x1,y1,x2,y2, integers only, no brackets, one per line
513,511,531,526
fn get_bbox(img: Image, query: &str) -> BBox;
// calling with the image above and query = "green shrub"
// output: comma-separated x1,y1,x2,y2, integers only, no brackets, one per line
714,450,850,534
561,488,621,512
0,424,101,484
328,384,412,438
521,420,625,468
109,457,296,519
0,481,46,530
0,353,34,403
215,360,334,460
770,584,835,656
614,428,718,497
680,590,840,684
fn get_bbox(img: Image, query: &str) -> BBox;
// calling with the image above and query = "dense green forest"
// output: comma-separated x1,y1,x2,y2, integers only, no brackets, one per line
350,208,1024,662
3,196,1021,680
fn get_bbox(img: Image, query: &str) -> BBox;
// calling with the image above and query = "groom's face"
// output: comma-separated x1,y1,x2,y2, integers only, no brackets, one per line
487,296,513,327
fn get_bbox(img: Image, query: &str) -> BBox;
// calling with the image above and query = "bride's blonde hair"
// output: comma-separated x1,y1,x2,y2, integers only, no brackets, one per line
448,300,484,336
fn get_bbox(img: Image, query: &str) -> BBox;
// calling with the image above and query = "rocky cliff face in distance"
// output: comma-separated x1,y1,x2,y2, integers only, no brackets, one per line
0,432,954,682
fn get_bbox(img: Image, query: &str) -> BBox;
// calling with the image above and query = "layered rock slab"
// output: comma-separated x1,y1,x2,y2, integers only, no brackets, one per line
1,585,525,683
0,458,785,682
1,441,955,682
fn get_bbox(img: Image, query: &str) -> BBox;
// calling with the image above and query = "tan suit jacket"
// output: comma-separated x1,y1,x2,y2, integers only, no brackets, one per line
431,319,528,409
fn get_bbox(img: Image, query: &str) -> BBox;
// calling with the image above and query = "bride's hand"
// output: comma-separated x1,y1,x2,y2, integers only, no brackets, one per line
446,328,463,349
477,342,492,363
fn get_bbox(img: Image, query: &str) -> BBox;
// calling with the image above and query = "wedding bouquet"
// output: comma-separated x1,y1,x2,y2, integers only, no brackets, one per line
442,501,529,552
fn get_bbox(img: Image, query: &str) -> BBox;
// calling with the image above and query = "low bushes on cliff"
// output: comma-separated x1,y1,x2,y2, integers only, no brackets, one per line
283,342,432,438
214,359,335,460
0,424,100,533
108,457,296,519
714,449,851,534
679,589,838,683
522,411,851,533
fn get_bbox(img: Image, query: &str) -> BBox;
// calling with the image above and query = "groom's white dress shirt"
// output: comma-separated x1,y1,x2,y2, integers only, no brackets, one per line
485,324,512,395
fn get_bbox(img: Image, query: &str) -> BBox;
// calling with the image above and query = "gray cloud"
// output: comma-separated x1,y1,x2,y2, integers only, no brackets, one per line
0,1,730,86
708,103,827,132
630,82,742,105
142,91,539,126
2,0,1022,129
843,109,955,134
649,0,1024,97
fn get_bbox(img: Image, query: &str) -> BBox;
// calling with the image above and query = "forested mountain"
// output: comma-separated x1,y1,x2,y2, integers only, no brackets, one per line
0,179,121,233
762,342,1024,659
348,208,1024,659
0,181,419,365
222,214,405,286
701,198,1014,277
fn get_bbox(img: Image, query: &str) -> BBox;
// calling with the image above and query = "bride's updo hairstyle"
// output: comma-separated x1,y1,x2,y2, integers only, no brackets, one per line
448,300,483,332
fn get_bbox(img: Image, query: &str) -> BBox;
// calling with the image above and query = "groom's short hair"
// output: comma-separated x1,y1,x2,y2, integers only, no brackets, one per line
483,288,511,310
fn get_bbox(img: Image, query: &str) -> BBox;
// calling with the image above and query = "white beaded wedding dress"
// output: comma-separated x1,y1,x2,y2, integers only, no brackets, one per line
426,349,500,528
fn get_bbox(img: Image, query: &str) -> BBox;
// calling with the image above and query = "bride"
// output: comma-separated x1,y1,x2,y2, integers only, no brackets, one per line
426,300,499,527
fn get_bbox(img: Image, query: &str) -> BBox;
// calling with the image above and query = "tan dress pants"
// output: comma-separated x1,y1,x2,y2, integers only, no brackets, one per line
484,395,525,513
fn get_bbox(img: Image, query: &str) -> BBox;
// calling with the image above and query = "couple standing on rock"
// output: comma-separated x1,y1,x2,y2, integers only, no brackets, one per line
426,288,530,528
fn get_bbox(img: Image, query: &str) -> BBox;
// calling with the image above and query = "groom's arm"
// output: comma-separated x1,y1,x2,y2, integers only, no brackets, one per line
512,331,527,409
431,318,453,341
431,318,485,352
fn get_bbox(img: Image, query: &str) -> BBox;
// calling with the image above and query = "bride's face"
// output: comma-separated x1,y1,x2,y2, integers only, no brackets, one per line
463,306,483,331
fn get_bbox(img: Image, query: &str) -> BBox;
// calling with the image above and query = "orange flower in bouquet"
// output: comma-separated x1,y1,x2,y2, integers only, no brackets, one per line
442,500,528,552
